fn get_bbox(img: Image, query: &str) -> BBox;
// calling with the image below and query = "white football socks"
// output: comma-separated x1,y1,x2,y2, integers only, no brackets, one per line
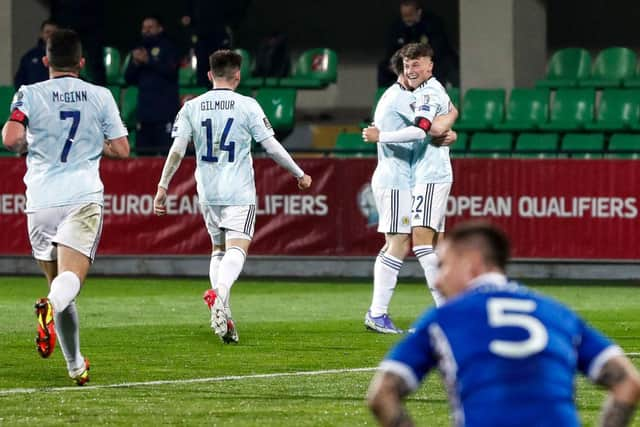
54,300,84,375
369,253,403,317
209,251,225,289
414,245,445,307
216,246,247,315
48,271,81,314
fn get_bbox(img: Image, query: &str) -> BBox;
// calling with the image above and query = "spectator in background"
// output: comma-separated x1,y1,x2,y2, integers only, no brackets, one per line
124,16,179,156
378,0,459,88
254,32,291,78
181,0,232,86
49,0,106,85
14,20,58,90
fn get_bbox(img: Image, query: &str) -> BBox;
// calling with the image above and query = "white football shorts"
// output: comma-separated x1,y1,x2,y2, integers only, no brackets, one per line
201,204,256,245
27,202,103,262
373,188,412,234
411,183,452,232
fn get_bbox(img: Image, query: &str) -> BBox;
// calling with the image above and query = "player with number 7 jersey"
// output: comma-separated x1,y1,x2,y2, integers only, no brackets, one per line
154,50,312,344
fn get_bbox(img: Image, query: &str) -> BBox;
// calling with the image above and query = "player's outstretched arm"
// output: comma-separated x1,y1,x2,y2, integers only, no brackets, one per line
154,136,189,215
367,371,414,427
430,104,458,138
595,355,640,427
103,136,130,158
2,120,28,154
259,136,312,190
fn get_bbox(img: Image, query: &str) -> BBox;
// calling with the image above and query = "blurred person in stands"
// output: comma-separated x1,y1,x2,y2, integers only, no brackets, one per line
50,0,107,85
14,20,58,90
154,50,311,344
2,29,129,385
378,0,458,88
368,221,640,427
124,16,179,156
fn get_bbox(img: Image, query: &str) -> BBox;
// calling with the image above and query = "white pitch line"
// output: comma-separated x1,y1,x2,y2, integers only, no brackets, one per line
0,367,377,397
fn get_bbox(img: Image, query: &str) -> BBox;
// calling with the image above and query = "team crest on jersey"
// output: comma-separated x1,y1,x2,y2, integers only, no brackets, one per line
263,117,273,130
422,94,430,105
401,216,410,226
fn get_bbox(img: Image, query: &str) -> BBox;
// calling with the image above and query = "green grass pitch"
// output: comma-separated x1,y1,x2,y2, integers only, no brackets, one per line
0,276,639,426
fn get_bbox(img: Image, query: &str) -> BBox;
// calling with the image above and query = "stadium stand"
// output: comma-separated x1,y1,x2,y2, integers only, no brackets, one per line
334,132,376,157
561,133,605,158
536,48,591,89
514,133,559,158
538,88,595,131
0,85,13,125
607,133,640,158
255,88,297,138
449,131,468,157
275,48,338,89
494,88,549,131
585,89,640,131
235,48,264,89
454,89,505,131
579,47,637,88
121,86,138,129
468,132,512,158
104,46,122,85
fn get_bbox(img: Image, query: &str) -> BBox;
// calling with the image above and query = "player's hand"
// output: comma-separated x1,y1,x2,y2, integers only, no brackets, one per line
362,126,380,143
154,186,168,215
132,48,148,64
297,174,312,190
432,130,457,147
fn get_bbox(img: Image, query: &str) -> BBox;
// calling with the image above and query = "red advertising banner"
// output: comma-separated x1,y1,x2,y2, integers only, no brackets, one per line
0,157,638,260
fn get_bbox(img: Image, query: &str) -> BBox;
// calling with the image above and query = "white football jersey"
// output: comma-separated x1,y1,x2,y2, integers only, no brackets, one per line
171,88,274,205
371,83,418,190
411,77,453,184
10,77,127,212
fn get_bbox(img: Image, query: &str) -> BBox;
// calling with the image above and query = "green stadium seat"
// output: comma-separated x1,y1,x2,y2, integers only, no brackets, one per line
450,131,468,156
623,64,640,88
606,133,640,158
494,88,549,131
334,132,376,157
0,85,15,125
107,85,121,105
561,133,604,158
454,89,505,131
127,128,136,156
538,89,595,131
536,48,591,89
585,89,640,131
448,87,460,108
104,47,122,85
514,133,559,158
467,132,512,158
278,48,338,89
235,48,264,89
178,56,197,87
121,86,138,128
255,88,296,137
579,47,637,88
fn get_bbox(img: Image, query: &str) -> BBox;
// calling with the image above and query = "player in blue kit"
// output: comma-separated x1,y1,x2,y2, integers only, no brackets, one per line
2,29,130,385
365,47,457,334
154,50,311,344
367,221,640,427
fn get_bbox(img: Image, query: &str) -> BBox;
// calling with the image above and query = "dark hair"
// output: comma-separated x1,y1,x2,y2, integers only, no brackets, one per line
389,48,405,76
143,15,164,27
402,42,434,61
46,29,82,72
40,19,57,31
400,0,421,9
447,221,510,270
209,50,242,79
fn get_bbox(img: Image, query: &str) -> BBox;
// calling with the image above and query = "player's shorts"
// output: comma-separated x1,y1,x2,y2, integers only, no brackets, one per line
411,183,451,232
27,203,103,262
373,188,412,234
201,204,256,245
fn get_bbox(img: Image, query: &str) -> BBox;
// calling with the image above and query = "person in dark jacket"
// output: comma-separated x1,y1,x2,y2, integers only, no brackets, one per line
49,0,106,85
14,20,58,90
378,0,459,88
124,16,180,156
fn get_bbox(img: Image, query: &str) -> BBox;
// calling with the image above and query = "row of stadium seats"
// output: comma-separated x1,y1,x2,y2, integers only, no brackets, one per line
448,88,640,132
536,47,640,89
332,131,640,159
91,46,338,90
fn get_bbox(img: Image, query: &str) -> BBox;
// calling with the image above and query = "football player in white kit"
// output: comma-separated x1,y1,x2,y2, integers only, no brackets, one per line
2,29,130,385
363,42,458,308
363,46,457,333
154,50,311,344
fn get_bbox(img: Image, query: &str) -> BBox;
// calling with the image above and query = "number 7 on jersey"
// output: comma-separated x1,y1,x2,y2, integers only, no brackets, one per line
59,110,81,162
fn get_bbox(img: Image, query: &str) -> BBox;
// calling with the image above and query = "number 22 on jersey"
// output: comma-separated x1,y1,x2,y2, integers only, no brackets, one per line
201,118,235,163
